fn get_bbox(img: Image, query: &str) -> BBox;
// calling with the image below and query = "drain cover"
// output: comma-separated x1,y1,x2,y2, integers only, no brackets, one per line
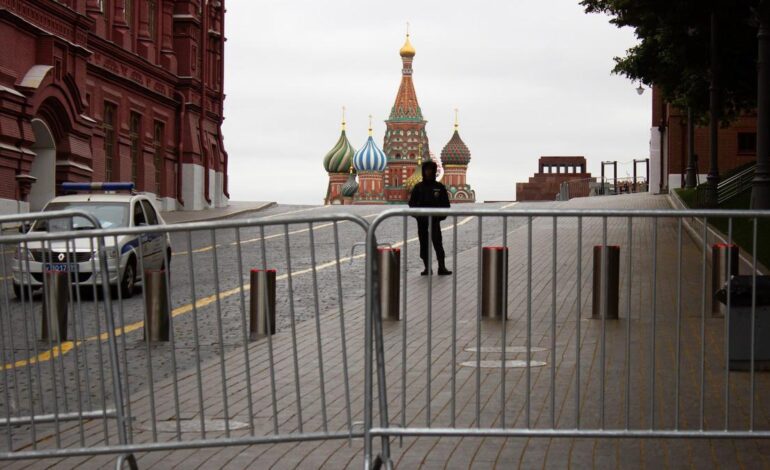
139,419,249,433
465,346,547,354
460,360,547,368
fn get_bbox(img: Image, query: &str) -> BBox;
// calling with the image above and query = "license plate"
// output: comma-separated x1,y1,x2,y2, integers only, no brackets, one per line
44,263,74,272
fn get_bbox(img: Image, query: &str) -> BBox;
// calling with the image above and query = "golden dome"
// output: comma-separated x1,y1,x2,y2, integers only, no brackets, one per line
404,154,423,191
399,34,415,57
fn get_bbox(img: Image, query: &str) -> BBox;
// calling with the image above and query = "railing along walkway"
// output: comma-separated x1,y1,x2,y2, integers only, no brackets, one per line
11,194,770,469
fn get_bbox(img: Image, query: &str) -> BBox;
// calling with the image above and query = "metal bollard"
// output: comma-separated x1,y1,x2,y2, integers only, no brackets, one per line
712,243,739,317
250,269,276,339
378,247,400,320
40,271,69,342
482,247,508,319
592,245,620,319
144,270,170,341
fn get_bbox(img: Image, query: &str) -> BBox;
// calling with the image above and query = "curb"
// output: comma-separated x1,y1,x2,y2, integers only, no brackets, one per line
666,191,766,275
164,202,276,225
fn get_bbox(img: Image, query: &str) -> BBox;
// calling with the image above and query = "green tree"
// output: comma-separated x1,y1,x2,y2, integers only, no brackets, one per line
580,0,758,123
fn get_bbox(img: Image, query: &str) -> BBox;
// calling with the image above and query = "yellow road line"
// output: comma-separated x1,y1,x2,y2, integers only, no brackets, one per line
2,216,473,370
501,201,519,209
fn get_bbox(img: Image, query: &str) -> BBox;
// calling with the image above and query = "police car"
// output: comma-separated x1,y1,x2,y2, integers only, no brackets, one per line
12,182,172,299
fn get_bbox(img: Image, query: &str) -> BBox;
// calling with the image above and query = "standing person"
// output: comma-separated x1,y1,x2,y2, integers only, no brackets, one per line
408,161,452,276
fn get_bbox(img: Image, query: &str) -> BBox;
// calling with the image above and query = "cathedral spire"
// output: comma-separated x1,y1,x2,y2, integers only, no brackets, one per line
390,25,423,122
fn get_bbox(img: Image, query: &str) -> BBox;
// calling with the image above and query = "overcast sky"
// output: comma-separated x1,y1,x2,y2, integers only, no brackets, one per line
222,0,651,204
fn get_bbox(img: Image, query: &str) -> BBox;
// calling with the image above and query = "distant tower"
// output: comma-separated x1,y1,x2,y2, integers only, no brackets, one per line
353,116,388,204
383,24,430,203
323,108,356,205
440,109,476,203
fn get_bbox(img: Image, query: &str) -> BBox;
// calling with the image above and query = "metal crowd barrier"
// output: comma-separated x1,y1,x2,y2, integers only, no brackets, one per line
2,206,770,469
0,210,369,468
364,207,770,469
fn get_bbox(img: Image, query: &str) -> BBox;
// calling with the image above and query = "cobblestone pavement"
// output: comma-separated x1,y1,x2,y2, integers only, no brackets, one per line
0,201,528,460
4,195,770,468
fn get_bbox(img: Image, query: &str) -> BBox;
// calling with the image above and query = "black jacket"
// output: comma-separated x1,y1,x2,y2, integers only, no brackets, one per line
408,179,450,223
408,180,450,209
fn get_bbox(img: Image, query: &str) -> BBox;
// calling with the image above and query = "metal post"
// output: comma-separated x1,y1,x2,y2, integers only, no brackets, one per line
482,247,508,319
601,163,605,195
752,0,770,209
685,107,698,188
613,161,618,195
40,271,68,342
143,269,170,342
644,157,648,193
712,244,739,317
704,9,720,207
633,160,638,193
378,248,400,320
592,245,620,319
249,269,276,339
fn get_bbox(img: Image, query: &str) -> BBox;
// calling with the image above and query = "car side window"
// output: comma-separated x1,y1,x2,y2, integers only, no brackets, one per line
141,200,158,225
133,201,147,226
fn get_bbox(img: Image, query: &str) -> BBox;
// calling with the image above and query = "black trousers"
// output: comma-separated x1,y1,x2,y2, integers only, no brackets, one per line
417,217,445,265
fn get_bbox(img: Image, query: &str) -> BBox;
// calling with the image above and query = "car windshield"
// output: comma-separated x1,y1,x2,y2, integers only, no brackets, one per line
32,202,129,232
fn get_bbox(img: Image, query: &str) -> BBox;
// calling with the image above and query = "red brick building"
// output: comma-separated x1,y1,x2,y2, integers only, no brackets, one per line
649,86,757,193
516,156,593,201
0,0,228,214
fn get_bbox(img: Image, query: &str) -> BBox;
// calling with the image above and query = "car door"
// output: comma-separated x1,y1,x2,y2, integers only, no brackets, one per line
132,200,153,270
140,199,163,268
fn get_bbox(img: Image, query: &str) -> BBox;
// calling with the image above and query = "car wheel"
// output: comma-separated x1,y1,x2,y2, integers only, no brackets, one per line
120,259,136,299
13,283,27,301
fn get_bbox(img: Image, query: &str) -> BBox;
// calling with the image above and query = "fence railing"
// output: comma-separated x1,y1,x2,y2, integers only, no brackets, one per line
0,210,369,467
364,208,770,468
1,207,770,469
717,163,756,205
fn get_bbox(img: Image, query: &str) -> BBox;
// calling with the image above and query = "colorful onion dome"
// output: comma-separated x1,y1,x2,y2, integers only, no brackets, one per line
341,166,359,197
441,112,471,165
353,118,387,172
441,130,471,165
400,33,415,57
323,117,356,173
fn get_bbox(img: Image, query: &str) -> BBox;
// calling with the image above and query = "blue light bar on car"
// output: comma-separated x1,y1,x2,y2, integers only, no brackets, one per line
61,182,135,192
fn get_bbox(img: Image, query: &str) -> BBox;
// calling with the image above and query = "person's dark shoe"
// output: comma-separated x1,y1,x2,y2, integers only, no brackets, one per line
421,268,433,276
438,268,452,276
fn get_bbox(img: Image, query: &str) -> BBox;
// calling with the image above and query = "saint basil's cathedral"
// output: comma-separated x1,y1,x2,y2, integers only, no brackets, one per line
323,32,476,205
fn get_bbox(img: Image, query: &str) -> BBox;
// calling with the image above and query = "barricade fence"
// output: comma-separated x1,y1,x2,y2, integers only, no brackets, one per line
0,210,369,467
0,207,768,469
364,208,770,469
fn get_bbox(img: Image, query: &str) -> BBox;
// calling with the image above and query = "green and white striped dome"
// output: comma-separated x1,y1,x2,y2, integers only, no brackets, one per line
323,129,356,173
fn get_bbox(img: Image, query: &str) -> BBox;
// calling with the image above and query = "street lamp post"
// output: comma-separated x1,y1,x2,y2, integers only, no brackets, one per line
752,0,770,209
684,107,698,188
704,9,721,207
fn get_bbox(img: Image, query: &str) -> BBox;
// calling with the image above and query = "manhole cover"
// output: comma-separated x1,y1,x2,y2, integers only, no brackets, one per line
138,419,249,433
460,360,547,369
465,346,547,354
